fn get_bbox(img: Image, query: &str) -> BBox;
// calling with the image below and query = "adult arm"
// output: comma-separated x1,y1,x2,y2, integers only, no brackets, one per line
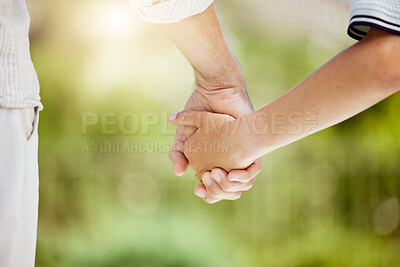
130,1,261,201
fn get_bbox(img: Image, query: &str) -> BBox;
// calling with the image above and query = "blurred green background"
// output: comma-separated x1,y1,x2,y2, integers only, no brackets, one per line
27,0,400,266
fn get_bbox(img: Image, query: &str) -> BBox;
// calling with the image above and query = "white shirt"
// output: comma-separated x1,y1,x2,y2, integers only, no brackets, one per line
129,0,213,23
0,0,41,109
1,0,399,109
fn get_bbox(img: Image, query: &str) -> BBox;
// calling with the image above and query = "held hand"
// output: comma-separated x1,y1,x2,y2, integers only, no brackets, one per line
169,84,255,175
193,167,258,204
169,110,261,203
169,85,262,188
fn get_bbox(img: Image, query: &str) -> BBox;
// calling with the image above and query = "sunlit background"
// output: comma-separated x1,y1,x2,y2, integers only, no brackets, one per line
27,0,400,266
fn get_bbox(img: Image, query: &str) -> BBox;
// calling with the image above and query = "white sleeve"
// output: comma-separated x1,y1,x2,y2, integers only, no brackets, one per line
129,0,214,23
348,0,400,40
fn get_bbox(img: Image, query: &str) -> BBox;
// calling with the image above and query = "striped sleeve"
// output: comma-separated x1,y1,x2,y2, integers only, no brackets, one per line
348,0,400,40
129,0,214,23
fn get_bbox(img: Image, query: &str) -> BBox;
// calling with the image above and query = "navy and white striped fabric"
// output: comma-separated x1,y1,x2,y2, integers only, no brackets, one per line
348,0,400,40
129,0,213,23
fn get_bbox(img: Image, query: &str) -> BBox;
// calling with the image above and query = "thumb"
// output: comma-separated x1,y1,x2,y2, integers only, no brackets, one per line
169,150,189,176
168,111,208,128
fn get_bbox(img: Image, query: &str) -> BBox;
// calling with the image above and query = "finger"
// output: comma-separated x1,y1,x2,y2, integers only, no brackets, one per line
169,125,195,176
211,168,254,192
169,111,234,129
194,184,224,204
169,150,188,176
168,111,205,128
203,195,223,204
194,184,207,199
228,158,262,183
202,172,242,200
238,179,254,192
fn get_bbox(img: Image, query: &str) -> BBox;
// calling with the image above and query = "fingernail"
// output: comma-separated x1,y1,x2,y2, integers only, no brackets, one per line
169,113,178,121
229,176,239,182
195,189,207,198
213,173,221,183
203,175,212,187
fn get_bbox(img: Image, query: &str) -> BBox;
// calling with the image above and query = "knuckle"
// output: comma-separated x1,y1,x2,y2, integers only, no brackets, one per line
224,184,239,193
233,173,250,183
211,168,223,177
214,193,224,199
204,199,213,204
205,197,218,204
242,180,254,191
242,185,252,192
219,182,231,192
241,177,251,184
229,192,242,200
209,190,223,199
196,112,204,121
234,193,242,200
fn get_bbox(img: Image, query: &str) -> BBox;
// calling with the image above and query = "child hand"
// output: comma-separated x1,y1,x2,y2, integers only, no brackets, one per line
169,111,261,203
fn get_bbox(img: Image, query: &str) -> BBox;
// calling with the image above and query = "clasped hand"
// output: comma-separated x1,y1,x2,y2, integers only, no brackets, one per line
169,110,261,204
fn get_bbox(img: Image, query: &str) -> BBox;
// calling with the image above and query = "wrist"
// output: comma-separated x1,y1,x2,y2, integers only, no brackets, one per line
194,62,245,91
236,111,272,159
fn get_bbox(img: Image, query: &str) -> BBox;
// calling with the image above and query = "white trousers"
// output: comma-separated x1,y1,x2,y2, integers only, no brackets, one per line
0,107,39,267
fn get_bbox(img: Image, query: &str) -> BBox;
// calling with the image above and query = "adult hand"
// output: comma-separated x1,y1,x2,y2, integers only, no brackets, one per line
162,3,261,199
169,82,261,170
